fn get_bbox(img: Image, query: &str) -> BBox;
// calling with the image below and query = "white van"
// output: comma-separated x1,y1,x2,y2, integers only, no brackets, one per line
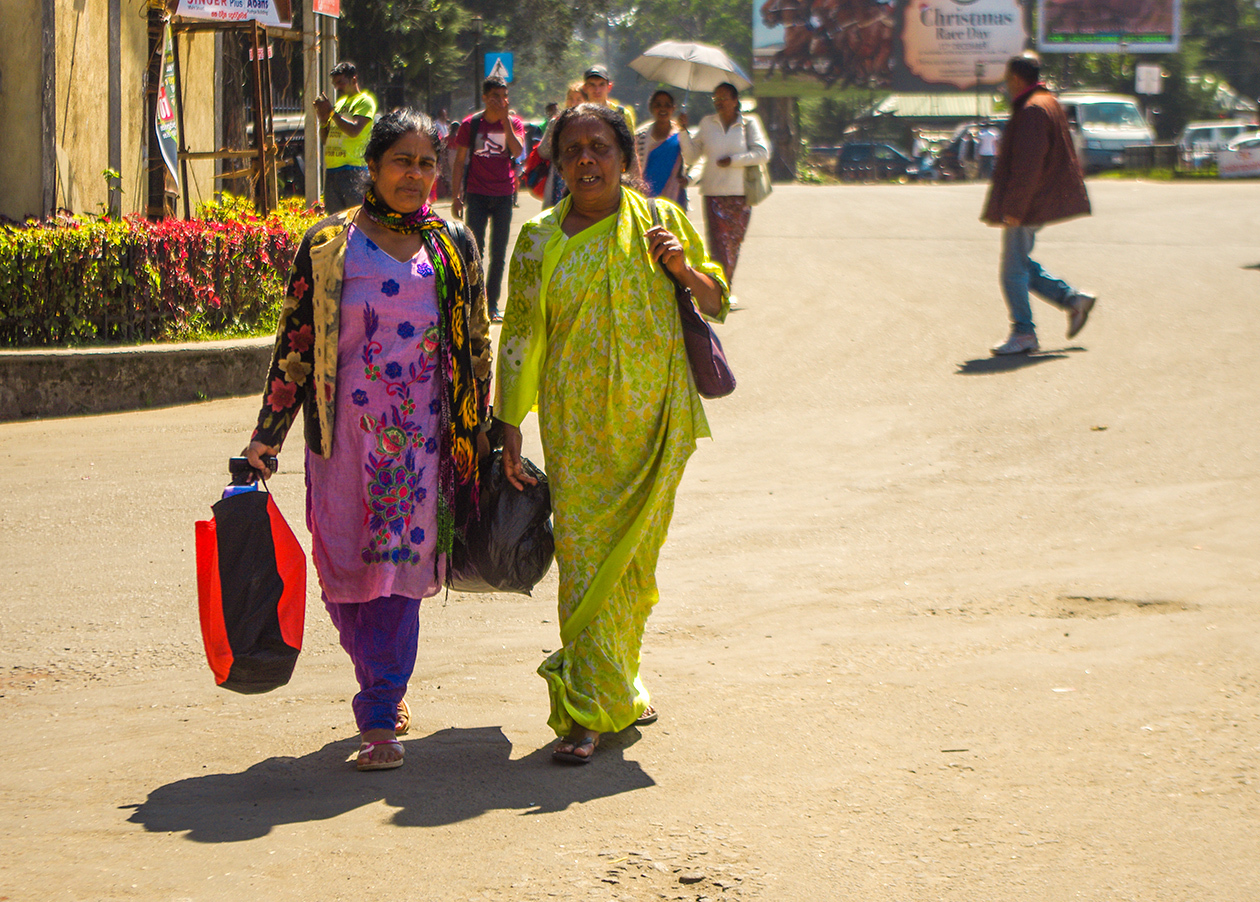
1058,93,1155,172
1177,120,1256,168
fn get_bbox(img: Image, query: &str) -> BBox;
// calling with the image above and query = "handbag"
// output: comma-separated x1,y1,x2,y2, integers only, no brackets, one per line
195,482,306,694
522,146,550,201
743,114,773,206
745,160,773,206
448,449,554,595
650,200,736,399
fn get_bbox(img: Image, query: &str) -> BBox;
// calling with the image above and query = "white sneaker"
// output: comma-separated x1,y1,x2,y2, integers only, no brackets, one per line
991,332,1039,356
1066,292,1096,339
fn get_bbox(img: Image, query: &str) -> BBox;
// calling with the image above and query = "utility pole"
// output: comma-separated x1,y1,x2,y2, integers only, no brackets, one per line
303,0,320,209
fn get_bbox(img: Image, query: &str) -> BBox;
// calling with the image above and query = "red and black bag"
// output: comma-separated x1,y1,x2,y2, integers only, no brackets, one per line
195,488,306,694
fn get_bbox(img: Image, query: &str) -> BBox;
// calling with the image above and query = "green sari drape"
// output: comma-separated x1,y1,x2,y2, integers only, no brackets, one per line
496,189,728,736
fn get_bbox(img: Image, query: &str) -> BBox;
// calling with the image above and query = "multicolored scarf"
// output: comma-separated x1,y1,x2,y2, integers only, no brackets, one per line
362,185,484,554
361,186,433,234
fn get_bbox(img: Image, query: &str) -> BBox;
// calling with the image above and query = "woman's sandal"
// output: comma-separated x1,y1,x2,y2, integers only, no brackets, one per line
356,739,405,771
395,699,411,736
634,705,658,726
552,735,598,766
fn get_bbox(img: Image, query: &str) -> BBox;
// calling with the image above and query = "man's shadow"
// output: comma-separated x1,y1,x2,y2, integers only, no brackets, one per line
955,347,1083,375
123,726,651,843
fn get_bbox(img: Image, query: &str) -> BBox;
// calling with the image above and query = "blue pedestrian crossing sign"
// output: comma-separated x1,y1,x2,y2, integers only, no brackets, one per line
484,52,513,83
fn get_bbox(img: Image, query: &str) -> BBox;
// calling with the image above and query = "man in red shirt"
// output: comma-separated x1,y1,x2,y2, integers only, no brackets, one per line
451,77,525,322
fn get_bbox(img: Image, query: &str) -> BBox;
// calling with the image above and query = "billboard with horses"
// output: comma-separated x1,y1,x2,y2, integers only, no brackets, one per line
753,0,1032,96
1037,0,1181,54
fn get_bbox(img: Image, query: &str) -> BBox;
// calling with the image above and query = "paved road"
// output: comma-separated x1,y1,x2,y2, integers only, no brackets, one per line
2,182,1259,901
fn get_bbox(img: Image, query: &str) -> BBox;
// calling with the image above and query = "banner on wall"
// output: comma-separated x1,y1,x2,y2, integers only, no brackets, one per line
155,22,181,192
754,0,1031,96
1037,0,1180,54
174,0,293,27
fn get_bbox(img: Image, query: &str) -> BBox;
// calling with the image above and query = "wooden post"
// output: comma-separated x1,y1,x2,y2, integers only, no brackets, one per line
41,0,57,215
250,23,269,215
303,0,320,209
108,0,122,216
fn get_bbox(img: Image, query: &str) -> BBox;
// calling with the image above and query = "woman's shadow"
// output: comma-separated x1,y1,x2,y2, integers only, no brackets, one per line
123,726,651,842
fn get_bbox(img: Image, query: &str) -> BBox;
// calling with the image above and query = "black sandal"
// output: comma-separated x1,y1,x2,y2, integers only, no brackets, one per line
552,735,598,765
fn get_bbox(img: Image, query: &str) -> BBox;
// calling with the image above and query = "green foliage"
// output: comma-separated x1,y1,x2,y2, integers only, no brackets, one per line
0,200,321,348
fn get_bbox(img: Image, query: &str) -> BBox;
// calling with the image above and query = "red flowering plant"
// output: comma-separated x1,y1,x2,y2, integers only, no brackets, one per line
0,195,321,348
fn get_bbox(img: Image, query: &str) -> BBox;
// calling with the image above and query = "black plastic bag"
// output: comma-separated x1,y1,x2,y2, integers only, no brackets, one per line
448,450,554,595
195,488,306,694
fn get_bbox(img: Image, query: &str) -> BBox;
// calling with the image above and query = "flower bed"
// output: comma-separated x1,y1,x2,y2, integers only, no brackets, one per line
0,198,321,348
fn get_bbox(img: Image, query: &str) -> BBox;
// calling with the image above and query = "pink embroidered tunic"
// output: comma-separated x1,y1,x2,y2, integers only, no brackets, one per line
305,225,445,604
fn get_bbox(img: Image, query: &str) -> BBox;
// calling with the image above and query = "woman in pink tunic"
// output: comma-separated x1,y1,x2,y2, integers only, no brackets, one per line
246,109,492,771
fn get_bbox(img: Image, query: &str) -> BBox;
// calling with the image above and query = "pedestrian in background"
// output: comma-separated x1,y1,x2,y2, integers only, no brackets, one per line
451,76,525,322
314,62,377,214
582,65,636,131
977,121,999,179
982,55,1096,356
496,104,729,765
636,89,690,209
536,82,587,209
244,109,492,772
680,81,770,290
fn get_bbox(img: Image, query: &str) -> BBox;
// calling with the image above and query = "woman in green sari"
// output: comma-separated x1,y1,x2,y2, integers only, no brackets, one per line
496,104,730,765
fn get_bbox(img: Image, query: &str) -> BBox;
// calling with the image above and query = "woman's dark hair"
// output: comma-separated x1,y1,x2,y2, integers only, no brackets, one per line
550,103,637,175
714,82,739,100
364,108,442,168
1007,55,1040,86
650,89,676,106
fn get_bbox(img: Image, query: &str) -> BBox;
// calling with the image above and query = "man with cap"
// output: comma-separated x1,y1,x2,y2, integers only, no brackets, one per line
583,65,636,131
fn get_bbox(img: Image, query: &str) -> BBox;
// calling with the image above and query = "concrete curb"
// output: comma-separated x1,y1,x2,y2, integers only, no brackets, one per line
0,336,273,421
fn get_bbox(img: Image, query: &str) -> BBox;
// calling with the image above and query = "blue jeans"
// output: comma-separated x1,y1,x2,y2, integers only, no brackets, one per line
464,193,514,314
1001,226,1076,335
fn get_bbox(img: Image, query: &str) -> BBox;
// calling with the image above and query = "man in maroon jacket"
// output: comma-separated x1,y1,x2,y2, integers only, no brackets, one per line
982,55,1097,355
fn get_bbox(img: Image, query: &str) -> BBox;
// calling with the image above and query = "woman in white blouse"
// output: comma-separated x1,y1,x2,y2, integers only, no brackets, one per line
679,82,770,286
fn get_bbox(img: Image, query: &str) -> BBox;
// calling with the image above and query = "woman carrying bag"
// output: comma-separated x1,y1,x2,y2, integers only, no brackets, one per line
243,109,493,772
496,104,729,765
680,82,770,288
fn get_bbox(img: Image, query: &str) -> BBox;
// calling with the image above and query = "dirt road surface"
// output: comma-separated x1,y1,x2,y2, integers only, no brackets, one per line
2,182,1258,901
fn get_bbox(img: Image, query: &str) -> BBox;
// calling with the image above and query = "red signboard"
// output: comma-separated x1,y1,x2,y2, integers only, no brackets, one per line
313,0,340,16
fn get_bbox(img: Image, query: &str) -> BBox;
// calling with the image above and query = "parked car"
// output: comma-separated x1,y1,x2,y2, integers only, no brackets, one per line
1059,93,1154,172
934,120,1006,181
1217,131,1260,178
836,142,925,181
1177,120,1256,169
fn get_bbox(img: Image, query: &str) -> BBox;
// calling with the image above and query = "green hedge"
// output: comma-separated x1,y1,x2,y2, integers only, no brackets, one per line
0,199,321,348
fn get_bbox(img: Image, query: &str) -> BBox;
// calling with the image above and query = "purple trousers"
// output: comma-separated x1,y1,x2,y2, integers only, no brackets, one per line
325,594,422,733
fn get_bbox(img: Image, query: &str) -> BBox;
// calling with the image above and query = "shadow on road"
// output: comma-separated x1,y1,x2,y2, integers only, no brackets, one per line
955,347,1084,375
122,725,652,842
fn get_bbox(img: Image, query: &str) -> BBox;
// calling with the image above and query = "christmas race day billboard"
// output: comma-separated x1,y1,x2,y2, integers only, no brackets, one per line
754,0,1031,96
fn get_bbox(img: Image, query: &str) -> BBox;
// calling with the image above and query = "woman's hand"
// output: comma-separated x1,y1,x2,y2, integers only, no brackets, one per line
243,441,279,479
501,423,538,491
648,224,724,317
716,155,732,168
476,430,491,460
676,112,689,130
646,225,688,279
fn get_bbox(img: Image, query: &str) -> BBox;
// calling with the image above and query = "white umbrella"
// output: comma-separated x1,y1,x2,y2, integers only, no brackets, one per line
628,41,752,94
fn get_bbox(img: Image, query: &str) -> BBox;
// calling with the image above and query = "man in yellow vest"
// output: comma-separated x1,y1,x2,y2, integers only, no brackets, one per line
314,61,378,214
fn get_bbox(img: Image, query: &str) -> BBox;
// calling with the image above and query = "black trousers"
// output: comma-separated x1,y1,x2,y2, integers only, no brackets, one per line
464,193,514,313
